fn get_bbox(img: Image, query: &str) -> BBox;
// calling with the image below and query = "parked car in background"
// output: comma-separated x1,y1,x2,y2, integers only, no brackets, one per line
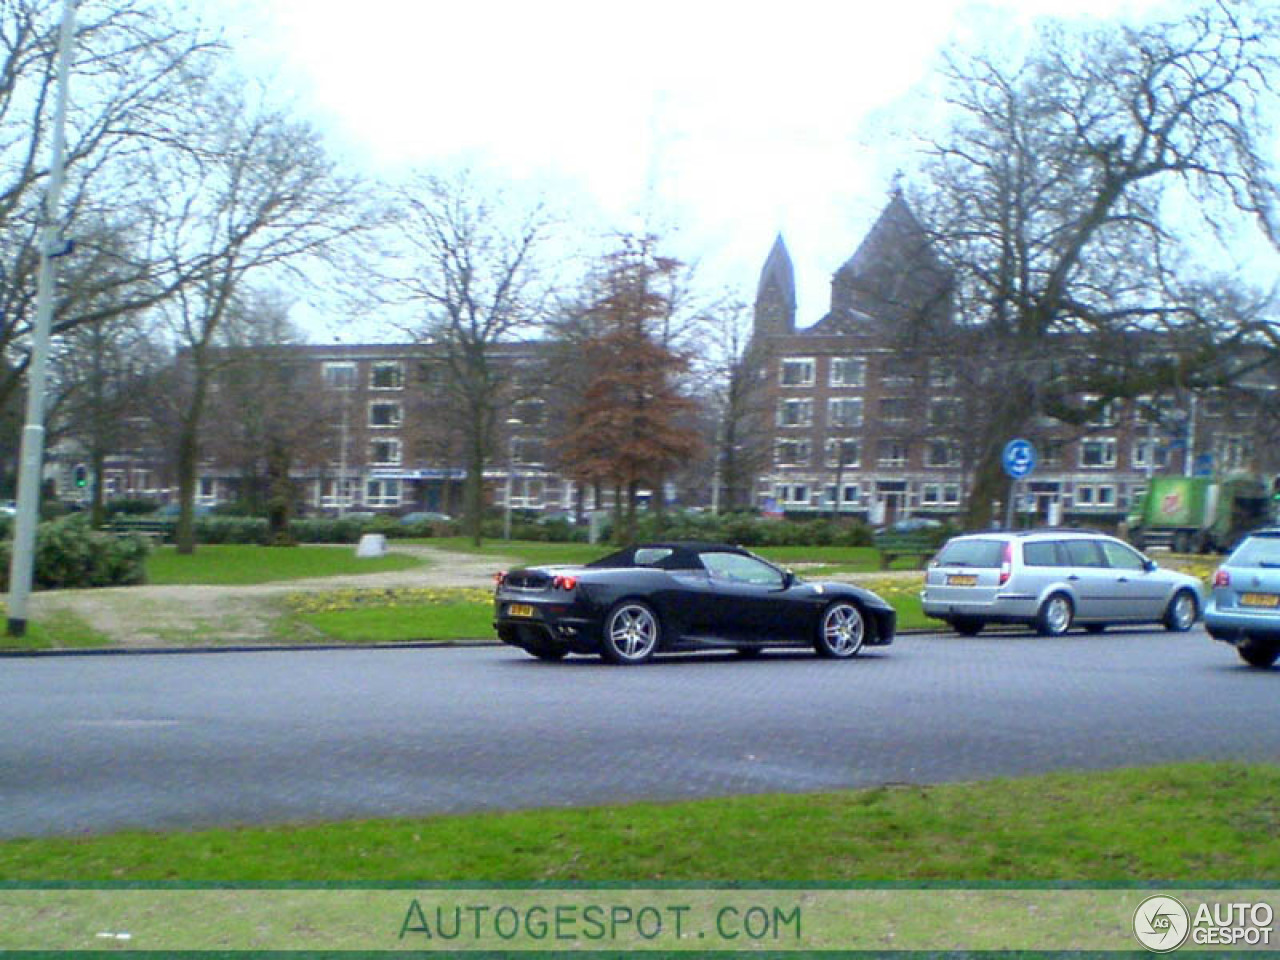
494,541,896,664
922,529,1203,636
1205,528,1280,668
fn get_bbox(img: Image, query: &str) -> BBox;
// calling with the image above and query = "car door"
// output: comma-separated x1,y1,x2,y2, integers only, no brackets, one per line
698,551,795,641
1058,538,1112,622
1097,539,1167,621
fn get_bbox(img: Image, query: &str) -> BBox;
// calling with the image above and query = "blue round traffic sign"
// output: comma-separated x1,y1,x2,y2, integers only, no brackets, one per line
1002,438,1037,479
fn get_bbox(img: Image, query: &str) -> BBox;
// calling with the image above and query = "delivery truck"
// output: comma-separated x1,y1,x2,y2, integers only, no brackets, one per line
1127,475,1273,553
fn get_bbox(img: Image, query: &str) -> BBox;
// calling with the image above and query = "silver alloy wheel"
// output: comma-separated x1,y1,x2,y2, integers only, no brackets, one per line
818,602,865,658
603,602,659,664
1166,590,1197,632
1038,594,1073,636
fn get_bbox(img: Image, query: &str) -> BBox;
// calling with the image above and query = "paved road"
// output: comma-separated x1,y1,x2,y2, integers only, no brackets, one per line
1,628,1277,837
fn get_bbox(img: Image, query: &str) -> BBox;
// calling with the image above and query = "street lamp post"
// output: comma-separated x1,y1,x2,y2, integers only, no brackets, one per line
503,418,521,540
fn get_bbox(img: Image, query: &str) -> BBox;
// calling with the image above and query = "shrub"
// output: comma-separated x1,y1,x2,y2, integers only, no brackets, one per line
105,499,161,516
0,515,149,590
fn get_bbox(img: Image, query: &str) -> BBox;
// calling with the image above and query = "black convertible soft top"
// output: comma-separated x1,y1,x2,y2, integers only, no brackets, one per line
587,541,750,572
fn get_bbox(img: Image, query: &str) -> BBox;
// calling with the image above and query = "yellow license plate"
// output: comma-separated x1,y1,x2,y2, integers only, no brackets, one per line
1240,593,1279,608
947,574,978,587
507,603,535,618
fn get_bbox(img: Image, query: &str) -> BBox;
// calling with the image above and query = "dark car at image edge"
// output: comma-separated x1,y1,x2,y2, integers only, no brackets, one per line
493,541,896,665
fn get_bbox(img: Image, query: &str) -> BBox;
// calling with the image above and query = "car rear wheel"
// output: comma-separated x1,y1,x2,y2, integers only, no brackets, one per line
815,602,865,659
601,601,660,665
525,639,568,661
1035,593,1073,636
1238,637,1280,669
952,618,984,636
1163,590,1198,632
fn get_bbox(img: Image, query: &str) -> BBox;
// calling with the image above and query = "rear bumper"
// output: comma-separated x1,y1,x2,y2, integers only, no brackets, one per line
922,593,1039,623
1204,604,1280,645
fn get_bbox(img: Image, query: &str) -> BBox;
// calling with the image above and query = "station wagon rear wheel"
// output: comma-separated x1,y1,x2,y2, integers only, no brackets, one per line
1238,637,1279,669
952,618,984,636
816,602,865,659
1035,593,1073,636
1163,590,1198,632
601,601,660,665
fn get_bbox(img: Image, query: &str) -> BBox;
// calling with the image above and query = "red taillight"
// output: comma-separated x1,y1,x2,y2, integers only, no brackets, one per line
552,575,578,591
493,571,506,588
1213,568,1230,588
999,542,1013,586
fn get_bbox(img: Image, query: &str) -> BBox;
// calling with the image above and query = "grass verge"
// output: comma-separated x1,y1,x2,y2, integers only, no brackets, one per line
146,544,426,586
282,587,494,643
0,763,1273,882
0,606,110,651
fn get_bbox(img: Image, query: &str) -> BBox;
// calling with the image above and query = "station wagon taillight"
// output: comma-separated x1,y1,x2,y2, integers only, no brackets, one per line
999,542,1013,586
1213,568,1230,588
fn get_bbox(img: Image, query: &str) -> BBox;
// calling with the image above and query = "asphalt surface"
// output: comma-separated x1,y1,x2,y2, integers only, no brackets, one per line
1,627,1277,837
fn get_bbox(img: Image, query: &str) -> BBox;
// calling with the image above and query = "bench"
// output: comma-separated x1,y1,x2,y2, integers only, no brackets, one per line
873,531,939,570
106,517,176,543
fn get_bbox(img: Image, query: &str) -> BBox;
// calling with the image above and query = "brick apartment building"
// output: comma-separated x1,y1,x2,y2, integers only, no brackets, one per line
748,193,1271,526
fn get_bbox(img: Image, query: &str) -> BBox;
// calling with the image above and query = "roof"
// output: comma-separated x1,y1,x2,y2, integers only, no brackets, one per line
756,234,796,310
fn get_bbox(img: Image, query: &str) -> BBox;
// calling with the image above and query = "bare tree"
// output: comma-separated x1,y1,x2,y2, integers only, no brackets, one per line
908,1,1279,525
147,80,367,553
0,0,223,411
377,169,554,544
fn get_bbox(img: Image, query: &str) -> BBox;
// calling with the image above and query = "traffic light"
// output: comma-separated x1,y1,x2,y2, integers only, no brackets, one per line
73,464,87,488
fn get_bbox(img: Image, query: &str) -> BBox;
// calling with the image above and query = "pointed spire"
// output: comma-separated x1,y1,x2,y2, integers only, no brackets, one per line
757,233,796,310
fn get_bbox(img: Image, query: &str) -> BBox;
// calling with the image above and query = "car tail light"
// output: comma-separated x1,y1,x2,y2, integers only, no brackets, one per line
552,575,578,591
493,571,506,589
999,542,1013,586
1213,568,1230,588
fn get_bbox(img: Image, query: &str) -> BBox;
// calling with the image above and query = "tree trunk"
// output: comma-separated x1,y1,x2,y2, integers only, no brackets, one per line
176,420,199,555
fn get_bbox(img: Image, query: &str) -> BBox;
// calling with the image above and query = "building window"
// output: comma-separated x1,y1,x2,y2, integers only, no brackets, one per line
365,478,401,507
775,439,811,466
777,398,813,427
877,439,909,467
1132,439,1168,469
1080,438,1116,468
369,402,402,428
828,397,864,429
198,477,215,500
943,484,961,504
1083,396,1117,427
513,399,545,427
922,484,942,505
928,399,959,428
776,484,811,506
323,362,356,390
926,440,960,468
825,438,860,468
879,397,911,422
370,362,404,390
370,438,401,465
842,483,861,504
1221,435,1249,471
830,357,866,387
779,358,815,387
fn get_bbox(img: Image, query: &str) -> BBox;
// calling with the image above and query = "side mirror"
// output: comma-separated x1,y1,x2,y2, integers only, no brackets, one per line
1144,558,1158,573
781,569,795,589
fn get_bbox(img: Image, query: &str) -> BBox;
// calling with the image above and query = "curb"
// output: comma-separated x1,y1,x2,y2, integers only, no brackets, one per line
0,630,945,658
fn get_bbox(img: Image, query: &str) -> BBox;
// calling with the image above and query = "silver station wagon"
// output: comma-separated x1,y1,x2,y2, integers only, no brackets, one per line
921,529,1204,636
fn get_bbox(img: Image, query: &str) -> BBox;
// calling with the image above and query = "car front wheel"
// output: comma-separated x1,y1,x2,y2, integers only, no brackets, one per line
1163,590,1198,632
1238,637,1280,669
815,602,865,659
1035,593,1073,636
601,601,660,665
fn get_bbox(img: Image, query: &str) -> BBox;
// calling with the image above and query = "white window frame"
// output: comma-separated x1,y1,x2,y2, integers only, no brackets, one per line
370,361,404,391
877,439,909,467
369,401,403,429
323,362,357,391
775,439,811,467
365,478,401,508
926,439,960,468
824,438,860,469
828,397,864,429
829,357,866,388
777,398,813,428
879,397,911,422
1080,437,1117,469
779,357,815,387
370,438,402,466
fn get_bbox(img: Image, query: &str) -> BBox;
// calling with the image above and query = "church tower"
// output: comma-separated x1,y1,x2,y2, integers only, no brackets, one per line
754,233,797,338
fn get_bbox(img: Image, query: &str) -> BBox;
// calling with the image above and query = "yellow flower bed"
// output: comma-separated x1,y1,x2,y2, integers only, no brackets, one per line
284,587,492,615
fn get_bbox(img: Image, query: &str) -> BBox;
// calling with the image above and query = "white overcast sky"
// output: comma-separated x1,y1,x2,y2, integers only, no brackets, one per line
219,0,1273,338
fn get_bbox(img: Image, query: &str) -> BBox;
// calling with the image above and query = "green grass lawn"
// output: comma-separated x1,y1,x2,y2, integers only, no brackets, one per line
0,763,1272,882
146,544,426,585
282,587,495,643
0,606,110,651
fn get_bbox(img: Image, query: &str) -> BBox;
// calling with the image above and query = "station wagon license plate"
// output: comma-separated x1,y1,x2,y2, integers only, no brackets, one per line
1240,593,1279,608
947,574,978,587
507,603,535,618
